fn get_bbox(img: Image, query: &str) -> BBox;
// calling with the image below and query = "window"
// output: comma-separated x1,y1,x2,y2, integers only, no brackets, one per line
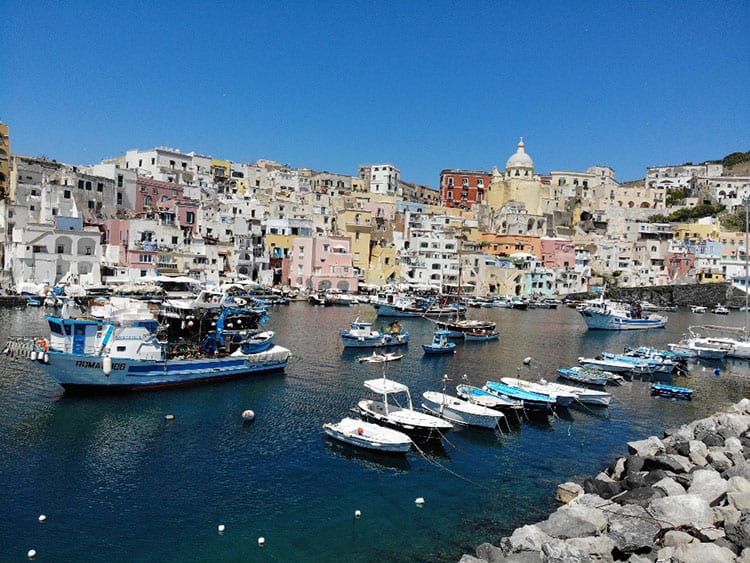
52,208,58,216
64,190,71,199
186,212,195,223
84,247,92,255
117,192,123,205
139,254,153,263
97,182,104,192
78,180,84,189
57,245,64,254
85,181,92,190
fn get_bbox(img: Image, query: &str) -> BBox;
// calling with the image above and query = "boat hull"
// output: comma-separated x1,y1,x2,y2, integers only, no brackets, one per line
34,346,291,391
579,310,667,330
421,394,503,429
356,400,451,440
341,332,410,348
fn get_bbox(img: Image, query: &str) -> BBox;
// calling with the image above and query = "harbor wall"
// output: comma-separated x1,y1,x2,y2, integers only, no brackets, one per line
459,399,750,562
578,282,748,309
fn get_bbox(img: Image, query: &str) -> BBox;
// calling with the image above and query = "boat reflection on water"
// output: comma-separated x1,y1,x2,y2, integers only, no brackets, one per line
324,439,411,473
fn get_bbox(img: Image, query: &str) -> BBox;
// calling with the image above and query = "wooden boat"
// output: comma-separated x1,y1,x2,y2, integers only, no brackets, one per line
322,417,412,453
651,383,693,400
463,330,500,342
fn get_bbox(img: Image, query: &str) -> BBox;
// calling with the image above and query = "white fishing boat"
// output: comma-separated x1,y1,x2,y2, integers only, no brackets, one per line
357,377,453,440
534,379,611,406
690,305,707,313
668,337,731,360
713,304,730,315
421,391,505,429
578,356,639,373
455,384,524,411
358,351,404,363
499,377,576,408
322,417,412,453
577,293,667,331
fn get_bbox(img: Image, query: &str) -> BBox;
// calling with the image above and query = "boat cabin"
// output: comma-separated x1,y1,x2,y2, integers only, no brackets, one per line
46,317,161,360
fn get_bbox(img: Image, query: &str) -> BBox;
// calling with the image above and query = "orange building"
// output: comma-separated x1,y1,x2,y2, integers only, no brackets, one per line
479,233,541,258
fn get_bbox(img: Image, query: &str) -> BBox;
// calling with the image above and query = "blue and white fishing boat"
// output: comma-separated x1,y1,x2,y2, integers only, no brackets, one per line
340,319,410,348
556,367,610,387
28,315,291,391
600,352,676,374
499,377,576,408
577,296,667,331
422,330,456,355
455,384,523,411
534,379,611,406
651,383,693,400
463,329,500,342
484,380,556,413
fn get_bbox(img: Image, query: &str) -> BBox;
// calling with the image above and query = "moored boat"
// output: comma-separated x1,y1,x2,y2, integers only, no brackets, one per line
533,379,611,406
463,329,500,342
577,297,667,331
356,377,454,440
28,315,291,391
556,367,610,387
651,383,693,400
422,330,456,354
484,380,556,413
421,391,505,429
340,319,410,348
499,377,576,408
322,417,412,453
358,351,404,363
455,384,523,411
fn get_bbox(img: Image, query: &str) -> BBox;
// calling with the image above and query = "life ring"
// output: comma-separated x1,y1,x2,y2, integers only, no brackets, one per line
357,427,364,436
38,338,49,352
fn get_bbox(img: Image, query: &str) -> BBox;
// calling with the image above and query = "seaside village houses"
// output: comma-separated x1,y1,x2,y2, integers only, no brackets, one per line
2,118,750,298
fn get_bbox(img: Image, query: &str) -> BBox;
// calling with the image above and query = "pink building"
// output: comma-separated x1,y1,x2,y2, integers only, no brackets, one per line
541,237,576,270
290,236,358,292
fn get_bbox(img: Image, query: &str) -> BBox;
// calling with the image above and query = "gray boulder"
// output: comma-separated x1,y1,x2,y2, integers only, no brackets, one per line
566,536,615,561
729,476,750,494
476,542,509,562
662,530,698,547
614,486,665,508
664,542,737,562
536,504,607,539
540,539,592,563
556,482,583,504
687,469,728,505
627,437,665,458
652,477,686,497
726,511,750,549
500,524,553,554
726,460,750,480
608,503,661,553
647,494,715,529
707,448,734,473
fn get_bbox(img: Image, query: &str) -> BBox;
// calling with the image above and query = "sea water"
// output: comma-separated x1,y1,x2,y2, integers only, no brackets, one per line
1,303,748,562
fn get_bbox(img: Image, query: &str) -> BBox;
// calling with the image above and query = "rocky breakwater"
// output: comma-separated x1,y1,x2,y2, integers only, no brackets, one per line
460,399,750,562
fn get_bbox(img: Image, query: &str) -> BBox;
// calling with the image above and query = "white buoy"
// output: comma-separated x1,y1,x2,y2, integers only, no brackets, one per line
30,350,37,361
354,509,362,519
218,524,225,533
103,356,112,376
38,515,46,523
242,409,255,421
28,549,36,559
43,353,49,364
165,414,175,421
415,497,425,507
258,537,265,547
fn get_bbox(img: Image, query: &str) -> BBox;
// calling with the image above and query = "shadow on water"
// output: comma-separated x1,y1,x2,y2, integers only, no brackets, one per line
324,439,411,473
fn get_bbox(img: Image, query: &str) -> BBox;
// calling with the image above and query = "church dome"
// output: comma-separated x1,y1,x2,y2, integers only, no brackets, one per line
505,138,534,170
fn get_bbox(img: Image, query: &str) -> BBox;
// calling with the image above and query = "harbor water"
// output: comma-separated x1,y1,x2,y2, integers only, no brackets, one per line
2,303,750,562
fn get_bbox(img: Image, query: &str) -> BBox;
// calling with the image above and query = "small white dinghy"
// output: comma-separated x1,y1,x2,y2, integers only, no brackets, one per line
358,351,404,363
322,417,412,453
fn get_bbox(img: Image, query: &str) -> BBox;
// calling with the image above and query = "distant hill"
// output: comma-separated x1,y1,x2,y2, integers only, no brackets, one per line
710,151,750,176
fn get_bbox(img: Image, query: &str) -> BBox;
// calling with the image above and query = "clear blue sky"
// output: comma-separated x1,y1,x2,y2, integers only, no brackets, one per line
2,1,748,186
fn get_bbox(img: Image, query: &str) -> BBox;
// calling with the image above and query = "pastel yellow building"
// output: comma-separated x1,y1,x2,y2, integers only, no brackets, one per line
486,139,549,215
366,243,400,286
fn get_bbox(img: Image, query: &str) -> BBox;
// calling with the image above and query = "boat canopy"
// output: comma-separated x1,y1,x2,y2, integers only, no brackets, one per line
364,378,409,394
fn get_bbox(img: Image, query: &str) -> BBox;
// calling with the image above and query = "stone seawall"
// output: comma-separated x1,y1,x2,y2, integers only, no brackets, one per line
460,399,750,563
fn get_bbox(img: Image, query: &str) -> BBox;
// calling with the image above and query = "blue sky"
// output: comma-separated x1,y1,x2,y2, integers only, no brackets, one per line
2,1,748,186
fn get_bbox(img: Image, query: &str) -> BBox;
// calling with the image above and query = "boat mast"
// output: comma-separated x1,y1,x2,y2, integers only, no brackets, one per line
745,200,749,341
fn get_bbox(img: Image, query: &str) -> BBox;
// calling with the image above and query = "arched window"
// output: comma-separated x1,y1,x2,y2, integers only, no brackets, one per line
144,195,153,207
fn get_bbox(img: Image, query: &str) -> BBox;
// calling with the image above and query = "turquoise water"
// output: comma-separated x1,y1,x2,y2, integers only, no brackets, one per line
1,304,749,562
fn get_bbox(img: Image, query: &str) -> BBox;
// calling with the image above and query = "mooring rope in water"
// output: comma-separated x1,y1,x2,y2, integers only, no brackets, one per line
410,439,493,492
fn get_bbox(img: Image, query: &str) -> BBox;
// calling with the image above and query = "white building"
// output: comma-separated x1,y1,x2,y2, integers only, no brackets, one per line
359,164,401,196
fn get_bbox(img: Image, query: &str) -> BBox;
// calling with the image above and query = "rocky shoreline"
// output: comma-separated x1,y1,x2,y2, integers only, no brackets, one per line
460,398,750,562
